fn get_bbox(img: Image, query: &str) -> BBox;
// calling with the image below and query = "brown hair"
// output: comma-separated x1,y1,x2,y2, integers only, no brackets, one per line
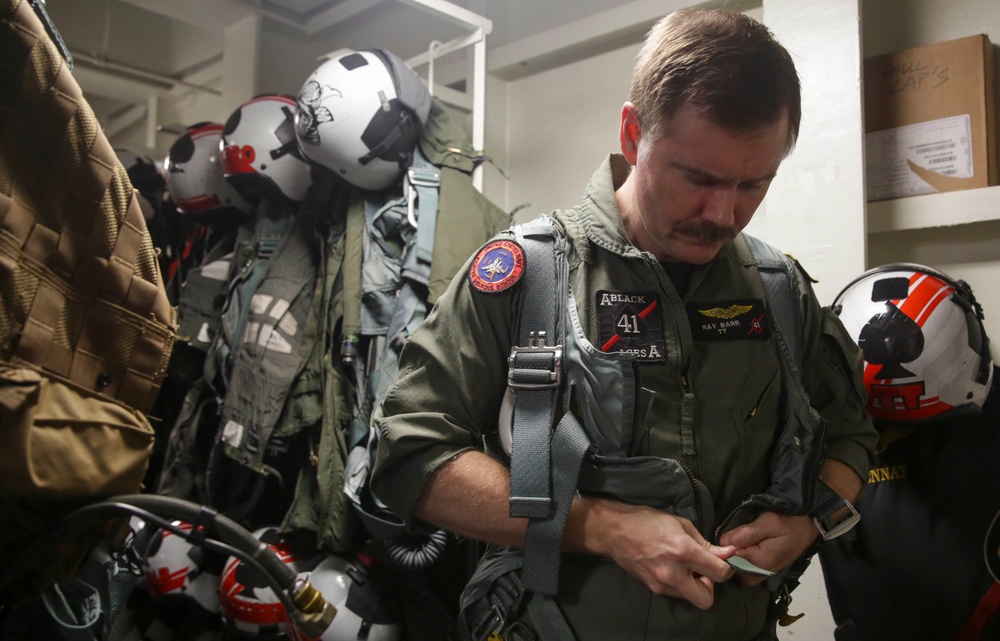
630,9,801,152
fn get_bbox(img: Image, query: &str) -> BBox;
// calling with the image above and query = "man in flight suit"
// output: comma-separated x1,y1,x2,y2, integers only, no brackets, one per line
370,8,877,640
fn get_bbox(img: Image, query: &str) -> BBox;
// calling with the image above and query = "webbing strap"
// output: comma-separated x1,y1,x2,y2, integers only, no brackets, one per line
521,411,589,596
507,221,589,597
508,228,561,520
406,145,440,269
744,235,803,377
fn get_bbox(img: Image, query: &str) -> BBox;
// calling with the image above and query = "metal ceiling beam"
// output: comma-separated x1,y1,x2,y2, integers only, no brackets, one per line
487,0,733,81
118,0,251,31
303,0,382,36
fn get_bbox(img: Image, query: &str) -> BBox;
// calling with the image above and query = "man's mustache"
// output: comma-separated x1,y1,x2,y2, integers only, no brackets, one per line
674,221,736,243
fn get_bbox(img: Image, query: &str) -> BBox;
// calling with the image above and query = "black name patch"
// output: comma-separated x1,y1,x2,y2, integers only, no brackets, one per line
595,290,666,362
687,299,770,342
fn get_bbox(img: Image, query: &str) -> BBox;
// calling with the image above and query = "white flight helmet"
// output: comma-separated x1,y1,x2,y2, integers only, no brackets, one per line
833,263,993,424
285,554,401,641
141,520,223,613
221,94,313,204
165,122,253,216
219,526,304,638
294,49,431,192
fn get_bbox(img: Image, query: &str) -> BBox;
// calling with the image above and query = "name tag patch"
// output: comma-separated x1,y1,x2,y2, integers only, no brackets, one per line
595,290,665,361
687,299,770,342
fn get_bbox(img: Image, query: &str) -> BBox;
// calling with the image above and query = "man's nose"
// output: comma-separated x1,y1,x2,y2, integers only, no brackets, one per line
702,187,737,228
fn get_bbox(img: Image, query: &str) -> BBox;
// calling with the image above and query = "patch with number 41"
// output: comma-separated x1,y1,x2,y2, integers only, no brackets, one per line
595,290,666,362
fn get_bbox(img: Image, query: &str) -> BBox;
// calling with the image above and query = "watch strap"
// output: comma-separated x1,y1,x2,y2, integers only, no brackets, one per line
811,479,860,541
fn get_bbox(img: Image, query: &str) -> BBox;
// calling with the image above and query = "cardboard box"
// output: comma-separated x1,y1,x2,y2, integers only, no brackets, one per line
863,34,997,202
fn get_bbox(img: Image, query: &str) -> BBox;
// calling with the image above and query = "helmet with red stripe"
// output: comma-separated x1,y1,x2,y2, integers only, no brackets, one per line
833,263,993,424
141,520,223,613
221,94,313,204
219,526,305,638
165,122,253,216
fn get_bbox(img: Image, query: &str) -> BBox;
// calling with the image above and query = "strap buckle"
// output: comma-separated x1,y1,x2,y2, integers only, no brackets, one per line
813,498,861,541
405,166,441,228
811,481,862,541
507,331,562,391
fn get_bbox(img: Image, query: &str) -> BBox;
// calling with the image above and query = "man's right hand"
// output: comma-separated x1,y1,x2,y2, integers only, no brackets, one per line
564,495,737,610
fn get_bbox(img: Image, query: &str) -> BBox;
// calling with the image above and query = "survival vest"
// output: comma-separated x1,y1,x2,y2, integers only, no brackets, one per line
459,217,839,641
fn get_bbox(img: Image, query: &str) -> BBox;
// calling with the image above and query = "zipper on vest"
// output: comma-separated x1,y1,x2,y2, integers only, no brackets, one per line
678,459,711,538
680,358,696,462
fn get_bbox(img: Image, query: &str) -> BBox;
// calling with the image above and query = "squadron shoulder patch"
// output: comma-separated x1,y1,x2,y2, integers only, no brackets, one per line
469,239,525,293
687,299,770,342
595,290,666,362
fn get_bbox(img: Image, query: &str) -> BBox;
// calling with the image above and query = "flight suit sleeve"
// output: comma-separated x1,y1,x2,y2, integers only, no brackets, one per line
370,241,521,529
799,274,878,484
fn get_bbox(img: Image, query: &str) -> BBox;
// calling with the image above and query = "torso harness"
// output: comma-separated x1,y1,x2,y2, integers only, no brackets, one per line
460,217,845,641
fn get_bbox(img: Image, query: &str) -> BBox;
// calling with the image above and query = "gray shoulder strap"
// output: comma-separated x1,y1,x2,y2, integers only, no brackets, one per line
742,234,804,379
508,217,590,596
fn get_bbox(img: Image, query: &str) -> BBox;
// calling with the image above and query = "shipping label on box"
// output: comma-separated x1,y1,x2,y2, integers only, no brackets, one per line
865,114,975,201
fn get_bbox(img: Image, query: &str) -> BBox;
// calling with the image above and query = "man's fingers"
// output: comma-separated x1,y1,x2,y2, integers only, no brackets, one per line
675,573,716,611
719,523,760,548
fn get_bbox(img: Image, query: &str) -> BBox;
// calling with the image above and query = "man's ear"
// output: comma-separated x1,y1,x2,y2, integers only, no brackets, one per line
620,103,642,165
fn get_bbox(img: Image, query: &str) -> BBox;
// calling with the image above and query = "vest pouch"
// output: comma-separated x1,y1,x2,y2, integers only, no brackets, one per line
0,363,154,499
577,453,715,537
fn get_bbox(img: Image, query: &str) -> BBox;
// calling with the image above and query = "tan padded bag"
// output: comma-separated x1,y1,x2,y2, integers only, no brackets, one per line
0,0,177,603
0,0,175,414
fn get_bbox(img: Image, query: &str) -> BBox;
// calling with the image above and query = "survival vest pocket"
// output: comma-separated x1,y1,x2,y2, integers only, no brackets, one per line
0,363,154,499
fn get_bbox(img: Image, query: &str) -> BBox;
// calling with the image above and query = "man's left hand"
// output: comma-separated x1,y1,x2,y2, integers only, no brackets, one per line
717,512,818,586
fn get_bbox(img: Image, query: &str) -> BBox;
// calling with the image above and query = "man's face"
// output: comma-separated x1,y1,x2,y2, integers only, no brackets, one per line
619,102,790,264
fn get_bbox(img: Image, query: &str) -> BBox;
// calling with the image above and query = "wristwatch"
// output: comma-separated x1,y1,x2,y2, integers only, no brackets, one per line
811,481,861,541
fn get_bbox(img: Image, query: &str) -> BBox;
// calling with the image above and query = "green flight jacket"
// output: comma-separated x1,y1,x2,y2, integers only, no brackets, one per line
371,154,877,640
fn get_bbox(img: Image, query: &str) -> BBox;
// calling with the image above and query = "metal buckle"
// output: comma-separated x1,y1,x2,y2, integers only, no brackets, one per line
507,331,562,390
406,166,441,228
813,499,861,541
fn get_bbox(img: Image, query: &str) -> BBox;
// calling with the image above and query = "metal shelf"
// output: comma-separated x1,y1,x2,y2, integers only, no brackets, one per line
866,184,1000,233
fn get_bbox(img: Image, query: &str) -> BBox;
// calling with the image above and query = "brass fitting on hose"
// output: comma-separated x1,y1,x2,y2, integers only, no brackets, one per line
288,578,337,638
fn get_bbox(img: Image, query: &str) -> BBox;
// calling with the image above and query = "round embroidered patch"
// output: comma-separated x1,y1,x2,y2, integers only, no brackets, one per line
469,239,525,293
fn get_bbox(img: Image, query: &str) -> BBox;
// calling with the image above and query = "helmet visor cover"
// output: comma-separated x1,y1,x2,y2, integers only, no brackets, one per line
834,265,993,423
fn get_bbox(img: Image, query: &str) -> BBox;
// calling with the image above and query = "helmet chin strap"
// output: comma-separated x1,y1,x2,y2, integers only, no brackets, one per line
950,282,992,385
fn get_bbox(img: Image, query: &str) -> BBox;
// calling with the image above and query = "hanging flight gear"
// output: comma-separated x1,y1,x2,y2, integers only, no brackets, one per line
203,200,321,527
0,0,175,605
458,223,845,641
